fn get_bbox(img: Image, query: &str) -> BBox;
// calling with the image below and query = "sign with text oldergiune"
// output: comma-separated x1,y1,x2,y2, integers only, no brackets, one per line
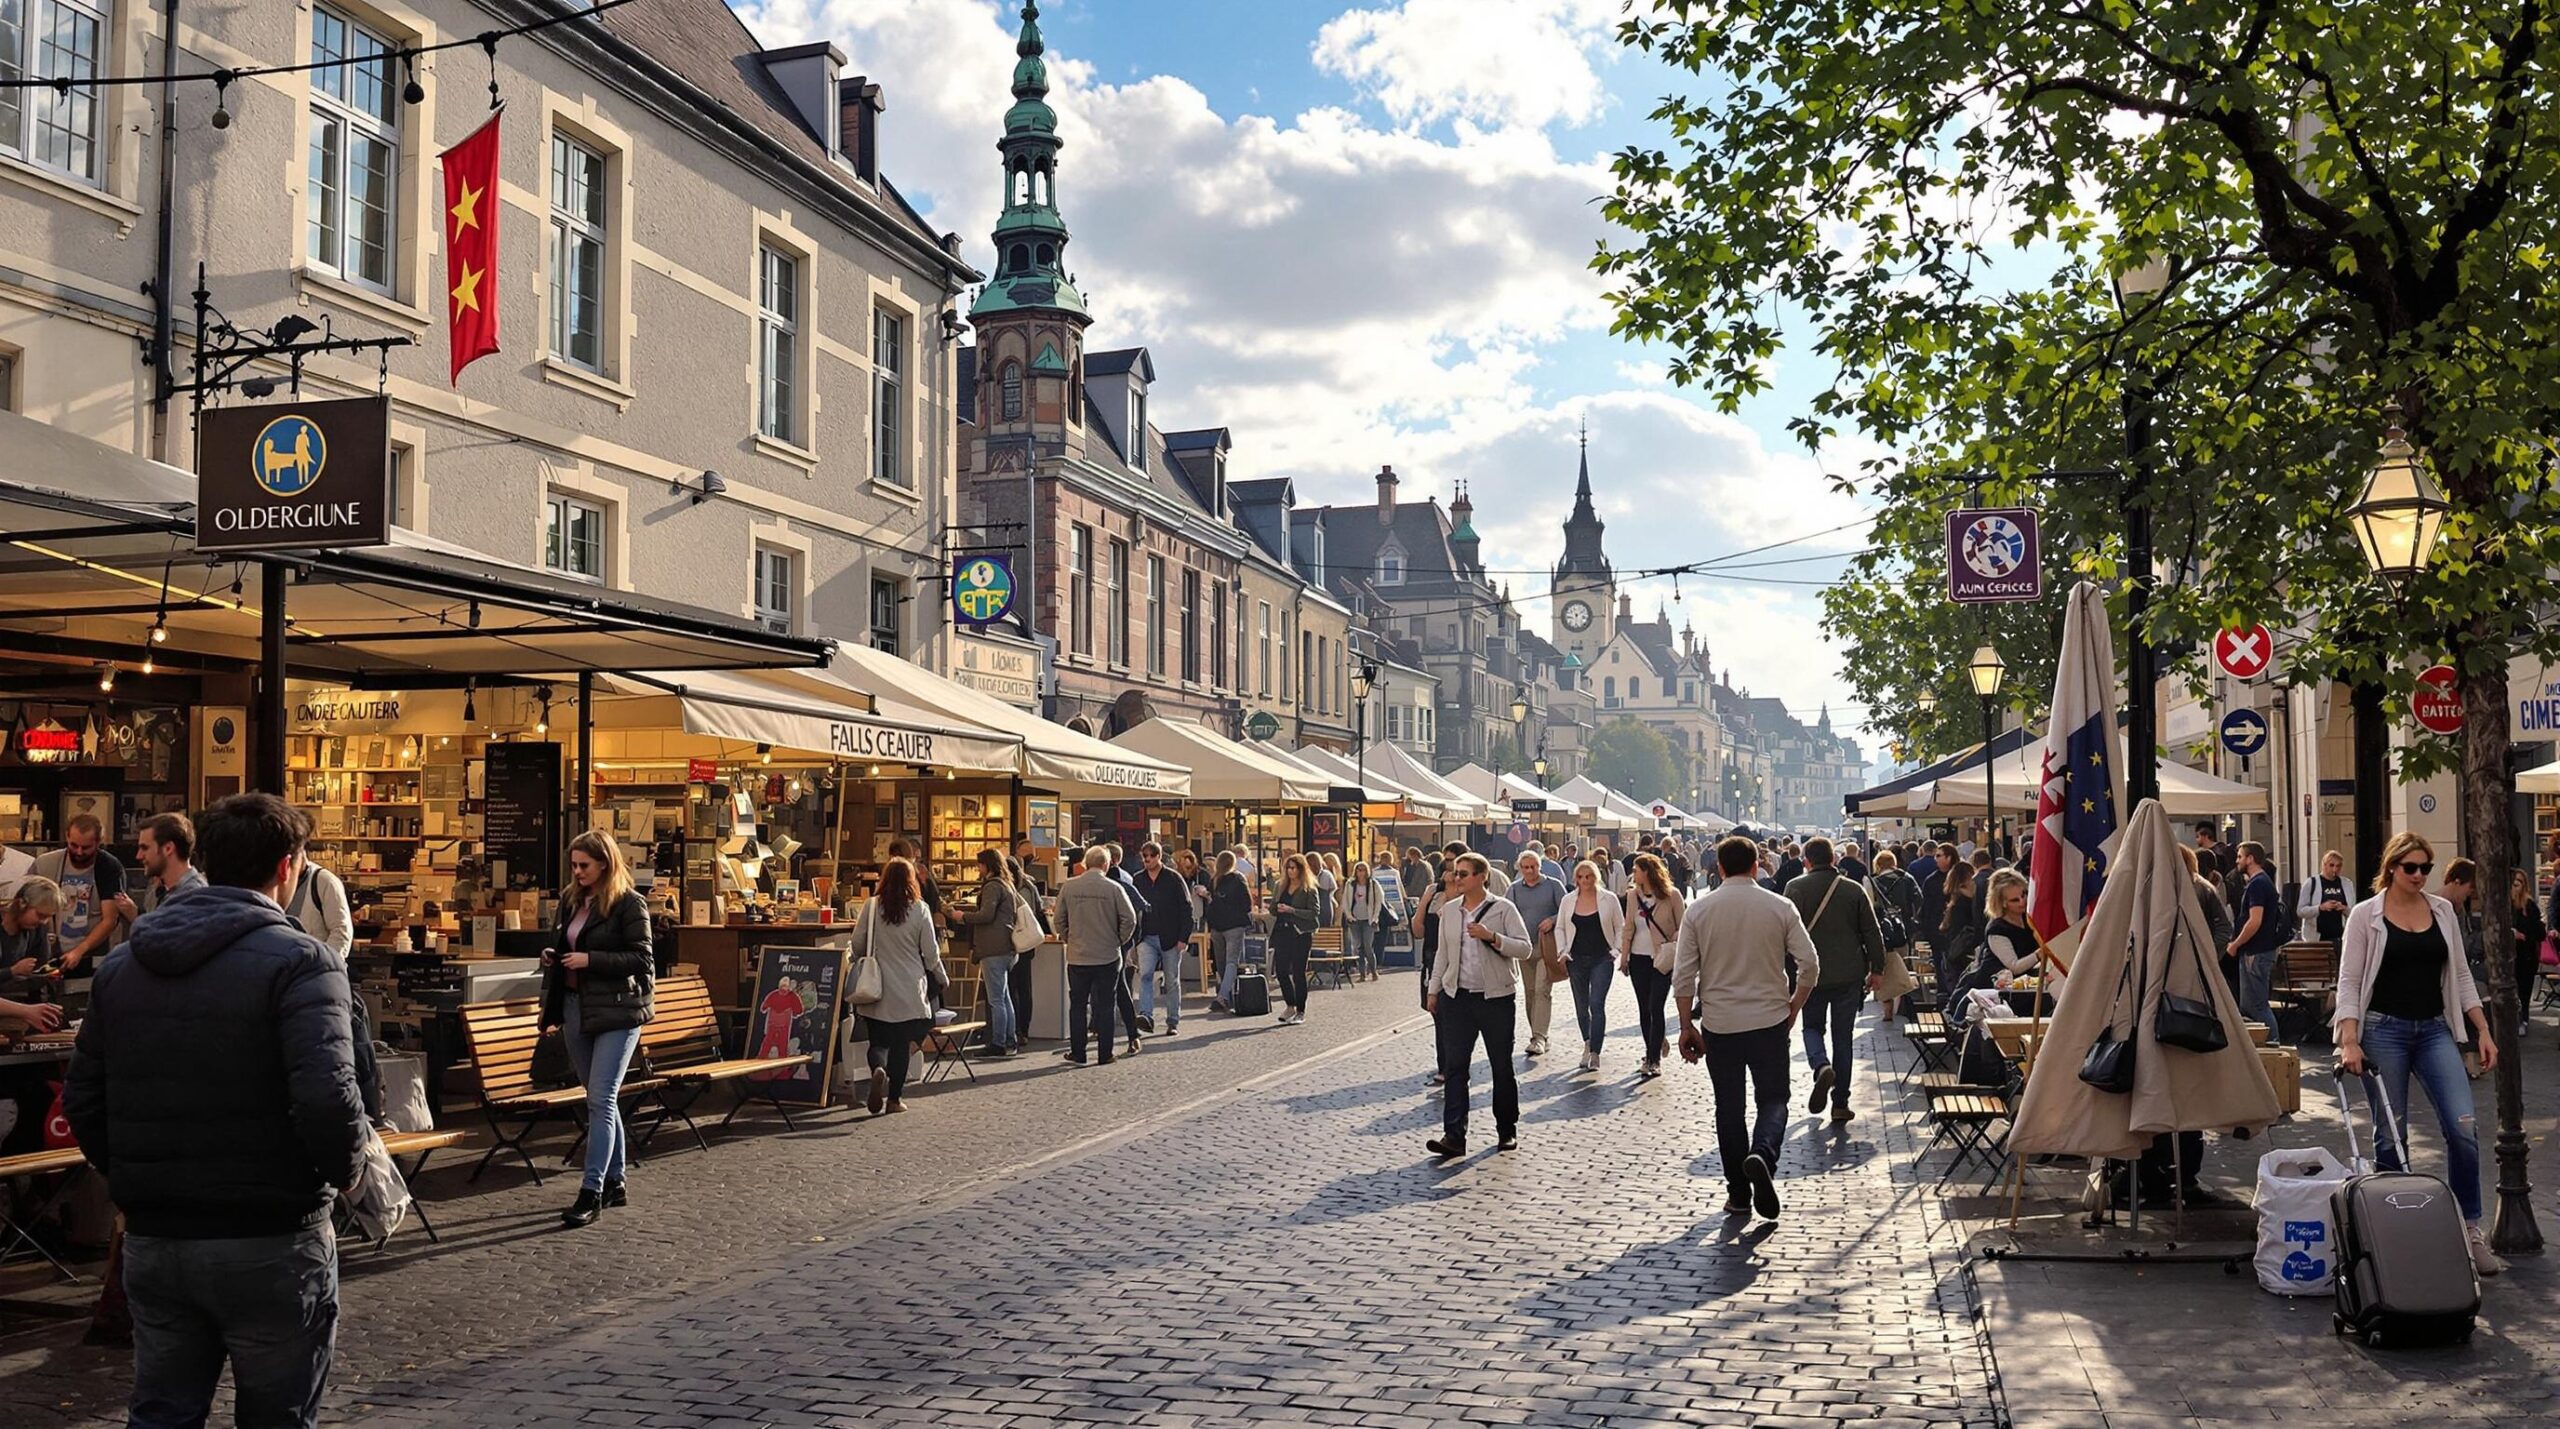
195,396,391,554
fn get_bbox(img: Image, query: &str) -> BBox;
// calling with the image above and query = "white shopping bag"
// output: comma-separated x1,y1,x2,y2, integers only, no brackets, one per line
2253,1145,2350,1296
345,1127,413,1243
375,1047,434,1133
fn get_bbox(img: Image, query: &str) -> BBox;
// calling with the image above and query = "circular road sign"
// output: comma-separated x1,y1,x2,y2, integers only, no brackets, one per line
2213,624,2275,680
2219,708,2269,759
2412,664,2463,735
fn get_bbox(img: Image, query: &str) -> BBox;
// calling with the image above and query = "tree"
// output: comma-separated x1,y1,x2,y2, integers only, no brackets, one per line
1587,719,1681,804
1599,0,2560,1249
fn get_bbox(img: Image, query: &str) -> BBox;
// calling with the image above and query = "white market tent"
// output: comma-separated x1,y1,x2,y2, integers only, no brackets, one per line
1553,775,1655,832
1247,740,1393,805
1894,742,2269,817
2520,758,2560,794
584,667,1021,773
1281,743,1464,816
1361,741,1504,820
1112,717,1327,804
1444,762,1582,817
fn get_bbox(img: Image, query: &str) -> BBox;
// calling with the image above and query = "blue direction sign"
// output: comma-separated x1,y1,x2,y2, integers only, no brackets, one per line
2220,708,2270,760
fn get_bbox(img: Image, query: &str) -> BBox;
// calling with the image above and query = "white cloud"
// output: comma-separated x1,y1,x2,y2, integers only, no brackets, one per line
1311,0,1622,132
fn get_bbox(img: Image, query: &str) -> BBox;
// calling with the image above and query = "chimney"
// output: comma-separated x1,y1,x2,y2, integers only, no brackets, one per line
839,75,886,184
1376,464,1398,525
1618,592,1632,624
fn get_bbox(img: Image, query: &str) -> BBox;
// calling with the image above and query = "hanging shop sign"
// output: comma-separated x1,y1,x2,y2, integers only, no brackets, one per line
949,633,1041,708
951,554,1017,626
19,719,80,764
1945,507,2042,604
195,396,392,554
1245,710,1281,741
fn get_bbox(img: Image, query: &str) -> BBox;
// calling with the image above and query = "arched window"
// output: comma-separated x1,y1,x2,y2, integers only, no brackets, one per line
1034,169,1049,205
1000,364,1023,420
1009,243,1030,273
1036,242,1055,267
1012,168,1030,205
1630,678,1642,699
1603,676,1617,699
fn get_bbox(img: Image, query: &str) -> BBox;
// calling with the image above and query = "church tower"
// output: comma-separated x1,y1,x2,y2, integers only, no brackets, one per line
967,2,1094,466
1551,421,1616,662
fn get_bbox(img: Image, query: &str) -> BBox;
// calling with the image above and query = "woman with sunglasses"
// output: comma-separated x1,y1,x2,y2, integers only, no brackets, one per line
2335,832,2503,1276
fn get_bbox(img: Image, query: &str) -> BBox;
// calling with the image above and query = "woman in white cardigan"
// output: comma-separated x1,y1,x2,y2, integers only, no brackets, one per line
1615,851,1687,1080
2333,831,2503,1276
1559,858,1624,1072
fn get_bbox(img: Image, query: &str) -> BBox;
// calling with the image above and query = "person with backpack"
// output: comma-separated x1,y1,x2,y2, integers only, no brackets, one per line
1615,852,1685,1079
1869,849,1920,965
1785,838,1884,1124
951,848,1024,1058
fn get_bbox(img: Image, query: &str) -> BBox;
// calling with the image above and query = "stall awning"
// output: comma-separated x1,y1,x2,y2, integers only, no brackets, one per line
1895,741,2271,817
1445,762,1581,817
1250,741,1394,805
1280,743,1472,816
1112,718,1325,804
1551,775,1657,832
1361,741,1501,820
1843,726,2039,817
778,644,1191,799
586,668,1020,773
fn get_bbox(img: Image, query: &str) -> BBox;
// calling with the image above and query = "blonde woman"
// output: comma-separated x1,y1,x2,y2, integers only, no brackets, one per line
1,877,64,991
1615,852,1685,1079
1560,857,1624,1072
540,829,654,1228
2335,831,2502,1275
1270,854,1320,1025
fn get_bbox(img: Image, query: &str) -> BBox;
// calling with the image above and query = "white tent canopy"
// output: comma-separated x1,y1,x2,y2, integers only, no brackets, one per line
1444,762,1582,817
1280,743,1452,813
2521,758,2560,794
586,668,1020,773
1898,743,2269,817
1361,741,1502,820
1553,775,1653,832
1248,740,1391,804
1112,718,1326,804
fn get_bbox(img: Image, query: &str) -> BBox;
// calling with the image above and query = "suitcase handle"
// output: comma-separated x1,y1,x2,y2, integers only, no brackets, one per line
2333,1064,2409,1171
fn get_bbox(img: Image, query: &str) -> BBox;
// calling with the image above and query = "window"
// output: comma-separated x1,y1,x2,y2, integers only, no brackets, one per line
1630,678,1642,700
1129,389,1147,472
387,446,409,527
874,308,907,486
1208,582,1226,687
757,244,799,441
545,494,604,582
1145,555,1166,677
1107,539,1129,667
2,0,104,182
1603,676,1617,700
1299,632,1314,710
754,547,795,634
1181,570,1201,683
549,134,607,372
1377,551,1404,586
1257,602,1272,696
0,351,15,411
1281,612,1294,703
869,576,902,655
307,6,400,291
1384,704,1405,742
1069,524,1093,657
1000,363,1023,421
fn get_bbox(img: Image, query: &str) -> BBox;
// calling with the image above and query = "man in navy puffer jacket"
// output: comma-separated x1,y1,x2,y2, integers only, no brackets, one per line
66,792,366,1429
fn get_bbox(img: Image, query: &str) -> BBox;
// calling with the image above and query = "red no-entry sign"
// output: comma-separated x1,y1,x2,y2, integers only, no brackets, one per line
2213,624,2274,680
2413,664,2463,735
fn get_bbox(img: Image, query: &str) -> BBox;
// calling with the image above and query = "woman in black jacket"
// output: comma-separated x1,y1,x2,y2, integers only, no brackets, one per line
1269,854,1319,1026
1208,849,1254,1012
541,829,654,1228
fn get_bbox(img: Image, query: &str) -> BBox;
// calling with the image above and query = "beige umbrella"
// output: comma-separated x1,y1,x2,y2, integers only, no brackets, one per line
2009,798,2283,1160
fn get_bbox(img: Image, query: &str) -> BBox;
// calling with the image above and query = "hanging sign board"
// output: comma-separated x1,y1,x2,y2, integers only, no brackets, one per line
950,554,1017,626
1945,507,2042,603
195,396,391,553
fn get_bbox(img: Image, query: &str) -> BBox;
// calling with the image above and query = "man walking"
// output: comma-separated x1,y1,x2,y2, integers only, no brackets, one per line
1055,847,1136,1066
1102,845,1147,1055
1506,851,1567,1060
1130,841,1194,1036
32,812,125,974
1425,853,1534,1158
1784,838,1884,1123
65,793,367,1429
2228,840,2286,1032
1677,836,1819,1220
132,813,207,916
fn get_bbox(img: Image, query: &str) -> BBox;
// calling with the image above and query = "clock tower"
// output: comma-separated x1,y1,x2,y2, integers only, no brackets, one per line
1551,421,1615,662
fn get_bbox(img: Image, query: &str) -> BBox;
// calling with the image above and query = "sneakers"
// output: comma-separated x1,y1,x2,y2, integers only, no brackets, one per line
599,1179,627,1210
1426,1070,1446,1087
1640,1057,1660,1079
1745,1153,1782,1220
1809,1063,1835,1113
1497,1128,1519,1151
1722,1190,1753,1216
1136,1014,1157,1034
2469,1224,2508,1277
1579,1048,1598,1072
868,1067,889,1115
1525,1036,1548,1057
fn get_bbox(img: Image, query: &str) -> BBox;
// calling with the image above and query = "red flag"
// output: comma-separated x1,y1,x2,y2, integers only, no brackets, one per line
440,112,502,383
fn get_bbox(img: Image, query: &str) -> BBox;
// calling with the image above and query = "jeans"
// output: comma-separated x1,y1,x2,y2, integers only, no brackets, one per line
1700,1019,1791,1195
1346,921,1375,978
1068,961,1119,1062
1273,940,1309,1013
1116,958,1142,1042
562,995,639,1194
2359,1011,2484,1221
1213,927,1248,1003
2241,949,2279,1031
1800,984,1861,1109
125,1226,337,1429
1566,953,1614,1052
980,952,1019,1050
1137,935,1182,1029
1518,944,1555,1045
1626,956,1672,1062
1435,989,1518,1143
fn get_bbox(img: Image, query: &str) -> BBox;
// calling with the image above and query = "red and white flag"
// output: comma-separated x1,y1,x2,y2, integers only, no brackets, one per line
440,112,502,383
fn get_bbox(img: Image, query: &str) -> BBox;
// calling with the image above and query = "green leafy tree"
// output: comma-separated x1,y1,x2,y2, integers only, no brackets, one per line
1599,0,2560,1246
1587,719,1681,803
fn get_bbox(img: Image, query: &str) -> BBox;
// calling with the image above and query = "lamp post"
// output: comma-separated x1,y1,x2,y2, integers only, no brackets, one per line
1351,657,1380,866
2113,258,2171,810
1500,691,1529,780
1968,642,2006,856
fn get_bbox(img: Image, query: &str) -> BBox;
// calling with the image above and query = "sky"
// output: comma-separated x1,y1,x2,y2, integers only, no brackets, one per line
739,0,1883,750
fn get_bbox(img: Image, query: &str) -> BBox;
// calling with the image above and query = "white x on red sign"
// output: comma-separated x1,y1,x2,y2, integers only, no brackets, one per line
2214,624,2274,680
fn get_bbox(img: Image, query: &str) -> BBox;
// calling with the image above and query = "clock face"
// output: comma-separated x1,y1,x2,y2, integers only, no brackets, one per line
1561,600,1592,632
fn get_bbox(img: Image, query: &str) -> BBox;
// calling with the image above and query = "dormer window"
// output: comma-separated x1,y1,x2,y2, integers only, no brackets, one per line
1377,549,1405,586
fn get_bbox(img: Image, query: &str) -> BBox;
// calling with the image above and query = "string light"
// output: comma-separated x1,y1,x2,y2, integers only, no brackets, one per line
98,663,116,692
757,742,773,765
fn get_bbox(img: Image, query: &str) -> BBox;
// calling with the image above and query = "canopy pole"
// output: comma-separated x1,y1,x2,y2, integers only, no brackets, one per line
255,562,287,794
575,669,594,834
828,758,852,905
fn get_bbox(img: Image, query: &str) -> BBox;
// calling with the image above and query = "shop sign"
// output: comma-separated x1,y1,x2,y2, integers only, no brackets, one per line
1245,710,1281,741
824,721,941,763
200,706,246,779
2508,657,2560,741
195,396,391,554
20,719,79,764
291,694,403,729
951,554,1017,626
1076,763,1167,791
687,758,718,783
1511,798,1548,814
950,633,1041,708
1945,507,2041,603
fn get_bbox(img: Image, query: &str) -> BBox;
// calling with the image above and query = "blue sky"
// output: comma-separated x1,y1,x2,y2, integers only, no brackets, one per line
743,0,1879,748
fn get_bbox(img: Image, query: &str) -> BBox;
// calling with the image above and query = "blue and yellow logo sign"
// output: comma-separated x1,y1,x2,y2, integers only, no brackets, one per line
252,414,328,497
952,555,1016,625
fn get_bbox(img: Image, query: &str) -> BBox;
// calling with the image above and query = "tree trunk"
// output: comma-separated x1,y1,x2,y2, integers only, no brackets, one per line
2461,638,2541,1253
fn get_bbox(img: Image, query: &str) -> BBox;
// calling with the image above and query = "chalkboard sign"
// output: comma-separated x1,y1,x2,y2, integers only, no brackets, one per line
747,944,849,1106
483,742,562,891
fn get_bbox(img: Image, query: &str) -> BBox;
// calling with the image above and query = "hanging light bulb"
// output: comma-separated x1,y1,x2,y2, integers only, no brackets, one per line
98,663,116,692
210,73,233,130
141,649,156,676
758,742,773,765
462,678,477,724
149,618,167,644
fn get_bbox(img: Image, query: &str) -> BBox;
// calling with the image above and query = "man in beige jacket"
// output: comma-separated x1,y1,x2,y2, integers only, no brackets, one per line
1426,852,1535,1158
1676,835,1819,1221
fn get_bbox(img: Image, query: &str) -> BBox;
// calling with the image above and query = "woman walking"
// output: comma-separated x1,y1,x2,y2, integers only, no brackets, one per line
2509,870,2546,1027
1270,854,1320,1025
2335,832,2503,1275
952,849,1023,1057
1615,852,1684,1079
541,830,654,1229
856,858,951,1116
1343,861,1382,981
1561,857,1622,1072
1208,849,1254,1012
1416,862,1455,1084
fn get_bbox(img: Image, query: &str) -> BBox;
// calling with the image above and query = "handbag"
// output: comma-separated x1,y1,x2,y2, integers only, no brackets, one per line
531,1028,577,1087
2079,954,2138,1093
1008,886,1044,953
2152,920,2230,1054
849,906,885,1006
344,1126,413,1242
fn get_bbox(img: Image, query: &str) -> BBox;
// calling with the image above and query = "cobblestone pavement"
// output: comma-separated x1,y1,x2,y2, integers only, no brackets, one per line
7,972,1997,1427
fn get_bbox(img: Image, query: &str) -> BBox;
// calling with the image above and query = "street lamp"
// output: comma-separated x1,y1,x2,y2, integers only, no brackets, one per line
1968,642,2006,855
2346,402,2449,595
1350,656,1380,866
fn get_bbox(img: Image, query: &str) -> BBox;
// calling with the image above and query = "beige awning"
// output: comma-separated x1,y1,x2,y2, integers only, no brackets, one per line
586,668,1019,772
1553,776,1646,831
1361,741,1502,820
1251,741,1394,805
1446,762,1582,817
1113,718,1326,804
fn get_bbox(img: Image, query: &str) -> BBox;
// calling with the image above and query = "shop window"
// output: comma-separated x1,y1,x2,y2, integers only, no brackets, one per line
1146,555,1166,678
549,132,608,373
757,242,800,442
1107,539,1129,667
1068,524,1093,657
2,0,106,183
873,307,907,486
754,547,795,634
869,575,902,655
306,5,401,292
545,493,604,582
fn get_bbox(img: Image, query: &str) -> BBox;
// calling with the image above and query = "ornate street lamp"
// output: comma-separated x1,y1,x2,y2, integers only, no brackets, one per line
1968,643,2005,853
2346,401,2449,594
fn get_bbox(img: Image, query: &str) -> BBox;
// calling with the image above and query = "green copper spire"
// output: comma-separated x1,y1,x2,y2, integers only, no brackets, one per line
972,0,1087,321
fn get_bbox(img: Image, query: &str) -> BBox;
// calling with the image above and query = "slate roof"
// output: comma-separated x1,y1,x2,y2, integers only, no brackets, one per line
1303,500,1476,598
1086,348,1154,379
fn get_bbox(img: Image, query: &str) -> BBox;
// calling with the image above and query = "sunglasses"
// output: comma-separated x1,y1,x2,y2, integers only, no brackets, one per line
2399,860,2434,877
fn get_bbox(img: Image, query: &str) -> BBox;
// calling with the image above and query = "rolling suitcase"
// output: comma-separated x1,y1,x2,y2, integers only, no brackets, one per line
2331,1070,2478,1348
1231,965,1270,1017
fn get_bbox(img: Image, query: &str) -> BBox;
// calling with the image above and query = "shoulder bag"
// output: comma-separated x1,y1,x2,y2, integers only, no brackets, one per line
2152,918,2229,1054
848,907,885,1006
2078,949,2138,1093
1007,884,1045,953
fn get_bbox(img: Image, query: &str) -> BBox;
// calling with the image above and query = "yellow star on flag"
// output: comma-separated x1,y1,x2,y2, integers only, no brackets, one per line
451,263,483,314
2088,750,2103,765
2085,856,2099,871
450,178,483,232
2081,798,2095,813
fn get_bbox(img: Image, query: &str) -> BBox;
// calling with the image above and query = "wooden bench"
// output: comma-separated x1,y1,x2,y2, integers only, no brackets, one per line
0,1146,93,1282
1308,926,1353,990
459,997,662,1184
639,971,817,1147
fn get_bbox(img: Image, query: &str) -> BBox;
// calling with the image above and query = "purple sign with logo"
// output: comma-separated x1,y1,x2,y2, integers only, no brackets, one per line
1946,507,2043,604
